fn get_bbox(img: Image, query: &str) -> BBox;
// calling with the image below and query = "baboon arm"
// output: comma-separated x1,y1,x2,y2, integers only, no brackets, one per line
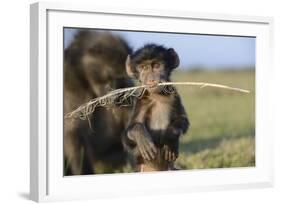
124,123,157,161
165,103,190,141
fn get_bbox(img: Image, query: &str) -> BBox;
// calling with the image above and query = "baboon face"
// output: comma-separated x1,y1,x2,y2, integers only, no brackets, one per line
80,47,130,95
82,53,114,84
125,44,180,93
136,59,166,86
65,30,132,96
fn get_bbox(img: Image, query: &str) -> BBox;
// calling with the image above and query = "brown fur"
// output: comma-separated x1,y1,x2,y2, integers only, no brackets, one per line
123,44,189,171
64,30,134,175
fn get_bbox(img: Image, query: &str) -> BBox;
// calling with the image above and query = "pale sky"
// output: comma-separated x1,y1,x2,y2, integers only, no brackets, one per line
64,28,255,70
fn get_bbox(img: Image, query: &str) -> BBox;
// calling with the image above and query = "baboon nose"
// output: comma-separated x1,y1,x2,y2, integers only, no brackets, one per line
147,80,158,88
147,80,156,84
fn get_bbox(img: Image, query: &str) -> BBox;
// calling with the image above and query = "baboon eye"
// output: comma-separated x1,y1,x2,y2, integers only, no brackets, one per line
137,65,145,71
153,63,160,68
142,65,150,70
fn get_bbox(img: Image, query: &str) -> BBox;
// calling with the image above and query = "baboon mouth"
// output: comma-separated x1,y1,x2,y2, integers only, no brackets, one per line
146,82,159,88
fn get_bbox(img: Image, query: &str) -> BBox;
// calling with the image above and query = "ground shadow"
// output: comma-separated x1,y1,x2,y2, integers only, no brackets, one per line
18,192,29,200
180,130,255,155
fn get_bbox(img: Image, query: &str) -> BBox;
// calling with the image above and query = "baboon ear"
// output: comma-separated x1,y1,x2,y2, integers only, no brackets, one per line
167,48,180,69
125,55,136,78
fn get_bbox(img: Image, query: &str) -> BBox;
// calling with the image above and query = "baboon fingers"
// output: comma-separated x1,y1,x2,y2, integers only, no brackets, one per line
139,148,149,161
172,153,176,161
162,145,178,162
148,141,157,154
169,151,172,161
147,145,157,160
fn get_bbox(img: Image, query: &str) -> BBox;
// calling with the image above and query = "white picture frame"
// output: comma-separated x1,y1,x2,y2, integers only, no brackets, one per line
30,2,274,202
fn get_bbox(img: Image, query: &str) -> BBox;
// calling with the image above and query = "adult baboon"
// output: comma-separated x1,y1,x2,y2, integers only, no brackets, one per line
64,30,134,175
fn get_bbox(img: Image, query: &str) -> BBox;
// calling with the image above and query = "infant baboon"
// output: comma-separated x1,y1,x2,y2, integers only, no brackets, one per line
123,44,189,171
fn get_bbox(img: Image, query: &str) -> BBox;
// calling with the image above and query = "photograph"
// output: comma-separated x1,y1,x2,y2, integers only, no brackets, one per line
63,28,255,176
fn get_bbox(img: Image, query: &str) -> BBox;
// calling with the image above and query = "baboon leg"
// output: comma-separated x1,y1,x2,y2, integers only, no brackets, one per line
64,134,83,175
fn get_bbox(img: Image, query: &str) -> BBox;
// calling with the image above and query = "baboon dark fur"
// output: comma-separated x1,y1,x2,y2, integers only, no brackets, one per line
64,30,134,175
123,44,189,170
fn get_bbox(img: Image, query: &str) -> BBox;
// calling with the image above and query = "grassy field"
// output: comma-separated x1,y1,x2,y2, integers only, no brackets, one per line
172,69,255,169
65,69,255,174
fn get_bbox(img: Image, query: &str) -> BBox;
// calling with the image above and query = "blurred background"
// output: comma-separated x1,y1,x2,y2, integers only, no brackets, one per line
64,28,255,170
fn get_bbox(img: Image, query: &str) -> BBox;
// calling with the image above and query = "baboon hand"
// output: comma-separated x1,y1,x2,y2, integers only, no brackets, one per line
162,145,178,162
136,136,157,161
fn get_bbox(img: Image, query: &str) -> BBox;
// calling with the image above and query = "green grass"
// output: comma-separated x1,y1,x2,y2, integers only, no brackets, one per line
172,69,255,169
65,69,255,174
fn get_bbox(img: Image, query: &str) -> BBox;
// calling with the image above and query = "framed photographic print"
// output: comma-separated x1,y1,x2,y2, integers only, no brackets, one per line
30,2,274,202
